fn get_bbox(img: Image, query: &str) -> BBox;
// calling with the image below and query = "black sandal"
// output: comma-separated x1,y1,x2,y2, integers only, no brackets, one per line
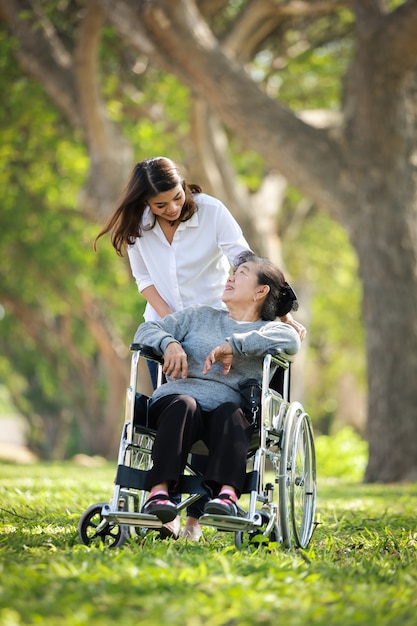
204,493,238,516
142,493,178,523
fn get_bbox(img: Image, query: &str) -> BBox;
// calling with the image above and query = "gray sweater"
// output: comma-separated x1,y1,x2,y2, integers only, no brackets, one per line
134,305,300,411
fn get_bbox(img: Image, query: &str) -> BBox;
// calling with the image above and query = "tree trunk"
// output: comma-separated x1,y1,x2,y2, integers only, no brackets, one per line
342,6,417,481
355,186,417,481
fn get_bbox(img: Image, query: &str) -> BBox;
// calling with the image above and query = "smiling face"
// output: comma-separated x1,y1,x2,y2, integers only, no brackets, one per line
222,261,269,311
147,184,186,223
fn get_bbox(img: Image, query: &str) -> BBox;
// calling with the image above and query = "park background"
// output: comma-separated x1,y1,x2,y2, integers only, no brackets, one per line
1,0,417,480
0,2,416,624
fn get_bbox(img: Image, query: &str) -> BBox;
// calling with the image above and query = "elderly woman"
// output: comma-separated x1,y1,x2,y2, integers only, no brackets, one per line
134,252,301,522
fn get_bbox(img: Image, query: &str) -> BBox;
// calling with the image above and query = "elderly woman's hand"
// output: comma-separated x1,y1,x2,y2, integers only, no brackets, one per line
203,342,234,376
163,342,188,380
280,313,307,341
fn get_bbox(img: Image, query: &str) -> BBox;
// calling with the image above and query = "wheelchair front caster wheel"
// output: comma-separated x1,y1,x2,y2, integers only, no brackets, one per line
78,502,127,548
234,521,281,548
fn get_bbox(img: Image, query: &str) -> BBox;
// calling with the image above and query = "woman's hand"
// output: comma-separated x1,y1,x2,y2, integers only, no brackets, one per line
163,342,188,380
203,342,234,376
280,313,307,341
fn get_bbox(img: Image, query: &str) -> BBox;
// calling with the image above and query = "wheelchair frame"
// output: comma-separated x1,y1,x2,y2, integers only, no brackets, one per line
78,343,316,549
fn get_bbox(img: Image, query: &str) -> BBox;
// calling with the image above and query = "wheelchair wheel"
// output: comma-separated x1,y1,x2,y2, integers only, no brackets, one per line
78,502,128,548
279,404,316,548
290,412,316,547
233,507,280,549
234,522,281,548
234,530,245,548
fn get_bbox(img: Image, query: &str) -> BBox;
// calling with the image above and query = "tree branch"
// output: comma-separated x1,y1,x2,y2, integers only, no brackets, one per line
378,0,417,75
73,0,133,219
223,0,351,60
74,0,107,149
353,0,417,77
343,0,417,166
97,0,157,56
113,0,351,216
0,0,81,127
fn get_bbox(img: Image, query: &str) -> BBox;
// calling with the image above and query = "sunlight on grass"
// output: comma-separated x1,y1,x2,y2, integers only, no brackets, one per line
0,431,416,625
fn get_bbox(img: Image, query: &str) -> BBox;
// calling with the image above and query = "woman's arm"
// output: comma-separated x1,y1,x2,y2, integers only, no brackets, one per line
134,308,193,379
209,197,251,262
141,285,173,319
280,312,307,341
134,307,194,354
127,245,173,318
227,321,301,357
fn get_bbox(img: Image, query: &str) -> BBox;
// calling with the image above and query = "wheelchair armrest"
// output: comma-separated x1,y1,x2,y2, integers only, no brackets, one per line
130,343,164,364
267,349,293,369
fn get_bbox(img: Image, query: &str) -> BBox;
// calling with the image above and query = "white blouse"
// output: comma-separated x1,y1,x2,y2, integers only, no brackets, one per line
127,193,250,321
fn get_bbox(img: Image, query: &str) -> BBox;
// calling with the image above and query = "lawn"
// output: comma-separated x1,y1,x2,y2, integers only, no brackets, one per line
0,429,416,626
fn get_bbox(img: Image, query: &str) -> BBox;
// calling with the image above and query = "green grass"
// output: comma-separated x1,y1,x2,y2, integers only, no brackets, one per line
0,431,416,626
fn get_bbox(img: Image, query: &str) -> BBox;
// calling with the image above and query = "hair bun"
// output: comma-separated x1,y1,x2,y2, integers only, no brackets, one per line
276,282,298,317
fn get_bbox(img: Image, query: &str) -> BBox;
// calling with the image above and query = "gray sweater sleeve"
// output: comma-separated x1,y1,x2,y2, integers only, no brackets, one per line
133,307,194,355
227,321,300,357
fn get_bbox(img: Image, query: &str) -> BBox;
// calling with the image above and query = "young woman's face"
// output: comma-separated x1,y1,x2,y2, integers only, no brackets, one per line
222,262,263,306
147,184,186,223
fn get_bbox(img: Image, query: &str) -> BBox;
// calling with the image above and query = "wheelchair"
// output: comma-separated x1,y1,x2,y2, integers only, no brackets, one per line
78,343,316,550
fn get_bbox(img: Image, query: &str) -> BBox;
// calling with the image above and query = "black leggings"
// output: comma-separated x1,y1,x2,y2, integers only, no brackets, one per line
146,394,253,497
147,362,209,516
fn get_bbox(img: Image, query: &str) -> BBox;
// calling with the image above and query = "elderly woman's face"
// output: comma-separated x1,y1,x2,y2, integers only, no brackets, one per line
222,261,261,304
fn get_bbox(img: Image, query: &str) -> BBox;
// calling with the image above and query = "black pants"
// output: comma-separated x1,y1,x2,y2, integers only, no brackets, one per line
147,361,209,517
146,394,253,498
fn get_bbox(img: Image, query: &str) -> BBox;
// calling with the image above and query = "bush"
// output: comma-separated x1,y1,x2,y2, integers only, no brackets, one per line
315,426,368,481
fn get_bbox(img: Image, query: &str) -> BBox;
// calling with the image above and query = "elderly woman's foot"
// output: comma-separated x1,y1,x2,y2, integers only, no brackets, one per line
204,490,238,516
181,523,202,541
159,515,181,540
142,491,178,523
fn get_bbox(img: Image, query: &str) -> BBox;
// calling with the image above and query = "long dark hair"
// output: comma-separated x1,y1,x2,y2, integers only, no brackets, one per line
233,251,298,320
94,157,202,255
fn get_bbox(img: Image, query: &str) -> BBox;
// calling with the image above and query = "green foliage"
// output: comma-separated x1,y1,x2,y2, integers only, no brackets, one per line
283,208,365,430
0,449,416,626
315,427,368,480
296,210,363,355
250,10,354,109
0,32,140,456
0,5,366,457
276,16,354,109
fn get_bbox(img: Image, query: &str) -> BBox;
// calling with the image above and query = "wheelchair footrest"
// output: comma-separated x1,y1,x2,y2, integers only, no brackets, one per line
199,513,262,532
101,504,163,529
